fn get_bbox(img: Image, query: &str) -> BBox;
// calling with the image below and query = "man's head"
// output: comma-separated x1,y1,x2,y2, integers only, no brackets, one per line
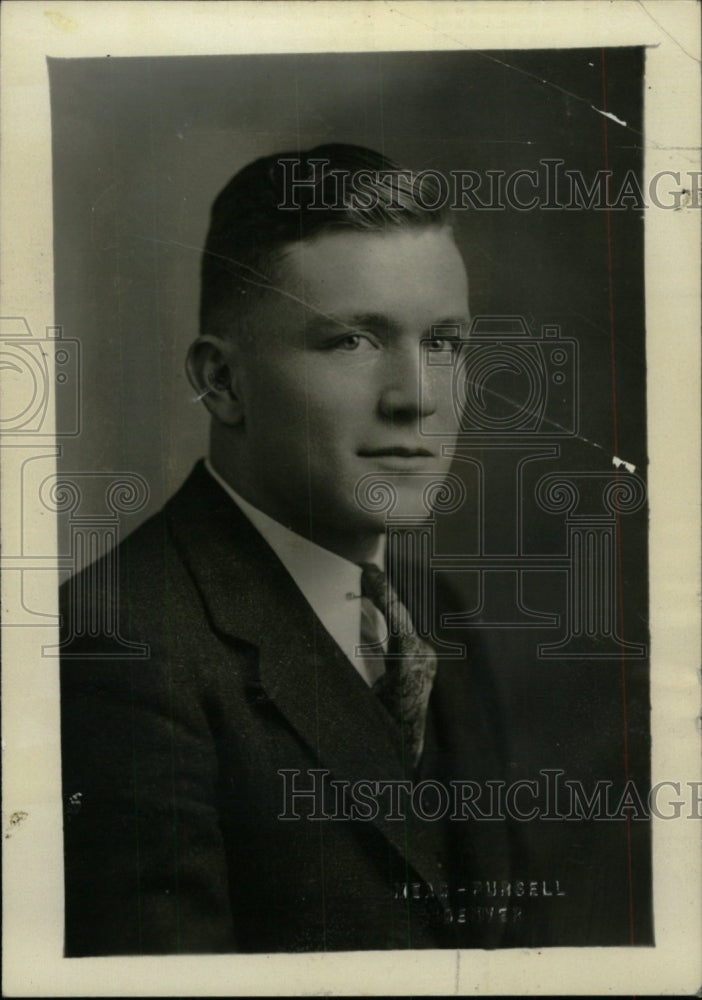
188,144,470,561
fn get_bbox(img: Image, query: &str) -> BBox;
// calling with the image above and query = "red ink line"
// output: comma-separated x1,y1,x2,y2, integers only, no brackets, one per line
600,47,636,947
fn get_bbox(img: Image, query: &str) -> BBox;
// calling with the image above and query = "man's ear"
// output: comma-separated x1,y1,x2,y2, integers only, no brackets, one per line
186,335,244,427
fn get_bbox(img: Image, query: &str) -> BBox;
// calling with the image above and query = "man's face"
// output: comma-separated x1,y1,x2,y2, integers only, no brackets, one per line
229,225,469,554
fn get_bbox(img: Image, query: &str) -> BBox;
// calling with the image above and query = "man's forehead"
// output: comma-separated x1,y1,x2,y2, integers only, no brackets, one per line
276,225,469,315
283,224,463,268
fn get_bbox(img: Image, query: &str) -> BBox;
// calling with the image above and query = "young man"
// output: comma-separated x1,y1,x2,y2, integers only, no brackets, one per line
60,145,516,955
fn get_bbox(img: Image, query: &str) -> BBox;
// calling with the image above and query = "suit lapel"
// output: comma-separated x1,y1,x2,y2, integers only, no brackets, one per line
166,462,450,900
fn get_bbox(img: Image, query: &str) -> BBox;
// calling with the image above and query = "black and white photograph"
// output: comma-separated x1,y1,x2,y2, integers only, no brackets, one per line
2,2,700,996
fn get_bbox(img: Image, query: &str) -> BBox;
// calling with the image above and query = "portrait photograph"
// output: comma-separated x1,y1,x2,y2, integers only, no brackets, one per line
1,2,700,996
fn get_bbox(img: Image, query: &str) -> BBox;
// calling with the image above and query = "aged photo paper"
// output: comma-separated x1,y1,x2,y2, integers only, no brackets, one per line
2,1,700,995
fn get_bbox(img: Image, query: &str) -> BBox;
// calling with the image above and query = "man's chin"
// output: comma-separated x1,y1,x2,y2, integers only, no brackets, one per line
352,470,455,524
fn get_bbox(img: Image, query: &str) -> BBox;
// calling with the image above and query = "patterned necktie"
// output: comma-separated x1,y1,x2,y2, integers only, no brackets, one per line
360,563,437,767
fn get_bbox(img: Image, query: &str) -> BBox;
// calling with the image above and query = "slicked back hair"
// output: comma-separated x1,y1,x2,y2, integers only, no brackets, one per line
199,143,450,339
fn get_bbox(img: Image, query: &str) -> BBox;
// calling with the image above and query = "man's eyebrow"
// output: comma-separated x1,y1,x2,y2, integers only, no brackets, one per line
304,313,471,336
427,317,469,334
303,313,398,335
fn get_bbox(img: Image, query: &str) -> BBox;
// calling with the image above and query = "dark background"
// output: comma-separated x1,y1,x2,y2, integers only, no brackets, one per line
50,48,650,946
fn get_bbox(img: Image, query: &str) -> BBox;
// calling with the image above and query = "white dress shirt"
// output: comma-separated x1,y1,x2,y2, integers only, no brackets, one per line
205,460,387,686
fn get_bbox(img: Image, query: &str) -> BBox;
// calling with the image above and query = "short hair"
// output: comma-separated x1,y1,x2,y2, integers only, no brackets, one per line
199,143,450,339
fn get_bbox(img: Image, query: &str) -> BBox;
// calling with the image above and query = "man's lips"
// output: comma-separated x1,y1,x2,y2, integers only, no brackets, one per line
358,447,435,458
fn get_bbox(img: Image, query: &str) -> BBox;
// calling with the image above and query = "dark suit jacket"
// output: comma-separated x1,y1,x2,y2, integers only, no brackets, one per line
60,461,517,955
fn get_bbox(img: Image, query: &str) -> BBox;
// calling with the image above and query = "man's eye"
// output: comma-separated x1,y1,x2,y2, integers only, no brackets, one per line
334,333,375,351
426,337,459,353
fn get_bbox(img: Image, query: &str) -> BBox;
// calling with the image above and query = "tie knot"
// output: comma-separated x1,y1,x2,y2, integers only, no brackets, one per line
360,563,387,616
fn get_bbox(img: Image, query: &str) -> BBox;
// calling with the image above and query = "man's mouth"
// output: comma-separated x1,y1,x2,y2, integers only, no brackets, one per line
358,446,435,459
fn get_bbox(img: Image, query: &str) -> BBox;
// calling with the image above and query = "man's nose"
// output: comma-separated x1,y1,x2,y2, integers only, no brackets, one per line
377,346,437,421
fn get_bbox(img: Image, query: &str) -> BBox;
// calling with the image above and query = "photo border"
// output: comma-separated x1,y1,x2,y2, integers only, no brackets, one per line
2,2,700,995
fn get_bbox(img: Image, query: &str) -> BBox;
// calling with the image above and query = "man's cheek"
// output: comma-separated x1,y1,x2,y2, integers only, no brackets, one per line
262,397,314,429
